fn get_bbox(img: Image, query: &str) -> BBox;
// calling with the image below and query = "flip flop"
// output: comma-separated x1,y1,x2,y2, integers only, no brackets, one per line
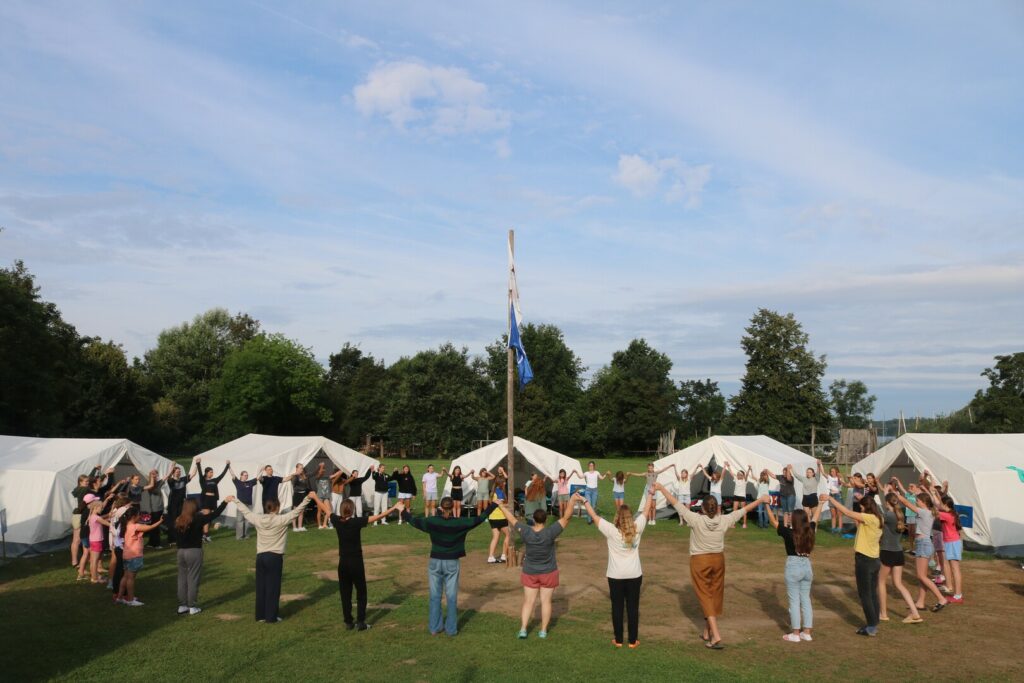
706,640,725,650
930,602,947,613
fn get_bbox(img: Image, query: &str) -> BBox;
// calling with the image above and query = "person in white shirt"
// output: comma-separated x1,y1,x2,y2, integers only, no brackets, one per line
421,465,441,517
577,489,655,649
582,461,610,525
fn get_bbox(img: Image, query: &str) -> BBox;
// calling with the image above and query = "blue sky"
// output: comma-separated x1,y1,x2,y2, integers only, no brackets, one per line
2,1,1022,420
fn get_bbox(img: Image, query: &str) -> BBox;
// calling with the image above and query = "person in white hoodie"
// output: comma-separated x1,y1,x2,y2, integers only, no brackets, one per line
228,491,320,623
656,482,767,650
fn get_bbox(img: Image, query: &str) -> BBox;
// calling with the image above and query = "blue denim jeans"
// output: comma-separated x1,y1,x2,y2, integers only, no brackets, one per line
784,555,813,630
584,487,599,522
757,503,768,528
428,558,460,635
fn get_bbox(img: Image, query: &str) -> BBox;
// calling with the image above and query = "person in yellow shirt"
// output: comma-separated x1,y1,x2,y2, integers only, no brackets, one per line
827,492,883,636
487,476,511,564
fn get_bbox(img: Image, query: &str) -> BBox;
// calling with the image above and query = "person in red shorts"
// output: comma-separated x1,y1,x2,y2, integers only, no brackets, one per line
494,490,576,639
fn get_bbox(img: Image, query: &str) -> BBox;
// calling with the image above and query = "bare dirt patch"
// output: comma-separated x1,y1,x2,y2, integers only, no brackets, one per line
215,613,242,621
280,593,309,603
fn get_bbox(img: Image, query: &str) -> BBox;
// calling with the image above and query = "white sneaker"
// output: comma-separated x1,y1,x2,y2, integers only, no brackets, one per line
127,599,144,607
189,607,202,615
487,556,498,564
799,632,813,641
499,555,507,563
782,633,801,642
650,520,656,526
177,605,189,615
381,520,389,525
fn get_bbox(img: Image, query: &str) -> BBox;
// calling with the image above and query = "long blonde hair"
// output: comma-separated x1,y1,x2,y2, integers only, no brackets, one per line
613,504,638,546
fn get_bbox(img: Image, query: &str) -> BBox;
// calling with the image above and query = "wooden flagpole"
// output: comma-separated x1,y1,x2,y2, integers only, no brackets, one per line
507,229,518,567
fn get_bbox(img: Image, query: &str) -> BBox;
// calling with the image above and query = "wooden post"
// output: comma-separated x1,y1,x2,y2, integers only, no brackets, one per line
810,425,816,459
506,229,518,567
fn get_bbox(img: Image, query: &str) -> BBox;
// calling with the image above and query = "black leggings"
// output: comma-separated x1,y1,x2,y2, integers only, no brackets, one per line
111,547,124,595
855,552,881,628
167,495,185,541
339,559,367,624
608,576,642,644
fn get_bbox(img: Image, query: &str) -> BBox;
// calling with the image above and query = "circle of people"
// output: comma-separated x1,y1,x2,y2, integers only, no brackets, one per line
68,457,966,647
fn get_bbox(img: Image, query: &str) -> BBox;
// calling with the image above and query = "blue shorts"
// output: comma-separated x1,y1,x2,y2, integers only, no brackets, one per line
613,493,624,502
944,539,963,562
780,494,796,513
124,556,144,573
914,537,934,558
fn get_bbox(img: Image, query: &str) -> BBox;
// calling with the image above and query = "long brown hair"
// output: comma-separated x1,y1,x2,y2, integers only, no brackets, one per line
859,494,884,526
613,504,638,546
791,509,816,555
701,495,720,518
175,499,198,534
884,493,906,533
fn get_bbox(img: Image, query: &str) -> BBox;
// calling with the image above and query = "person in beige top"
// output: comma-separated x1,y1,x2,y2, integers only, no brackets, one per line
656,482,767,650
229,491,319,623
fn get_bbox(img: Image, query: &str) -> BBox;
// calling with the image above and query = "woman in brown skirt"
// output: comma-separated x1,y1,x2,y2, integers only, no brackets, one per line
656,482,767,649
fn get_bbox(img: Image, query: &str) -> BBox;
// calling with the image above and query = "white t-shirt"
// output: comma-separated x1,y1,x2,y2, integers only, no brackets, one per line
827,475,841,495
422,472,440,494
674,481,691,502
597,514,648,579
584,471,600,488
612,480,625,494
709,480,722,497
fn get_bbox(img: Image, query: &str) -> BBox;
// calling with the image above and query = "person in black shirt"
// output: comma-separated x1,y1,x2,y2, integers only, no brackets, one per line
370,464,392,525
165,463,197,544
766,495,823,642
341,469,371,518
390,466,417,525
195,458,230,542
174,498,229,615
311,496,403,630
258,465,285,507
290,464,312,531
229,465,259,540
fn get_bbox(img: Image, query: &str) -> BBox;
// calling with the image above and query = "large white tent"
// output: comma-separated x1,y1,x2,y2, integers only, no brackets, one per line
188,434,379,516
0,436,175,557
443,437,585,503
649,435,821,513
851,433,1024,555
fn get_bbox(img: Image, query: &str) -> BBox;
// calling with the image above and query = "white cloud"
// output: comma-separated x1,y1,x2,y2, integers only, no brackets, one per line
353,61,510,135
614,153,711,206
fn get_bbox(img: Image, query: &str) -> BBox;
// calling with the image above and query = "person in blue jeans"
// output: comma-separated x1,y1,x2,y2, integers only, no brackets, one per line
765,495,823,642
582,461,610,524
403,496,496,636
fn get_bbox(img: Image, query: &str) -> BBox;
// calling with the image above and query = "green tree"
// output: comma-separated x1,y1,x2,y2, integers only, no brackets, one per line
583,339,679,454
728,309,831,442
483,324,586,453
65,339,153,440
829,379,877,429
964,353,1024,432
383,343,489,457
678,378,727,439
325,343,391,446
142,308,260,449
0,260,81,435
206,334,332,442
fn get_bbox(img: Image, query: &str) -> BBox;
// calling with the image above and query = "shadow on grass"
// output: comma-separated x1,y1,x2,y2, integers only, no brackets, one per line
815,571,863,627
1001,582,1024,598
365,582,415,626
661,582,707,633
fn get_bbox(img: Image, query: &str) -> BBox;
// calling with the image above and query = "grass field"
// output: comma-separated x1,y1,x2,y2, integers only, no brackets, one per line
1,458,1020,682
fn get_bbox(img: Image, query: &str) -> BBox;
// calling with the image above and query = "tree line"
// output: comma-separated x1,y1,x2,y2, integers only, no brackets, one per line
2,260,1020,457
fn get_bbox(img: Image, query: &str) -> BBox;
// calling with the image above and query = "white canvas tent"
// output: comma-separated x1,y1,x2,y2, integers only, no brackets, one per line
649,435,821,514
851,433,1024,555
0,436,175,557
188,434,379,517
443,437,585,504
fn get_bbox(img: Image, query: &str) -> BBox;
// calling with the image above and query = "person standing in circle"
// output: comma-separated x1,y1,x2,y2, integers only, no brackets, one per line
582,461,609,525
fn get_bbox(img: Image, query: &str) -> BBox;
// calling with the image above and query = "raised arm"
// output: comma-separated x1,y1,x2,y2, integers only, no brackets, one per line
764,500,779,529
495,498,516,523
577,494,602,525
311,495,333,517
654,482,679,508
367,501,402,525
212,461,230,484
827,494,865,523
654,464,677,476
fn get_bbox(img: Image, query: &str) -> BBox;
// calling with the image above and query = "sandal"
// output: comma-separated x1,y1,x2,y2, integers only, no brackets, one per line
705,640,725,650
930,602,947,613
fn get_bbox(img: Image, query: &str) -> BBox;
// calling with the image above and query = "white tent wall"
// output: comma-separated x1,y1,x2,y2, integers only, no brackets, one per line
851,433,1024,555
0,436,174,557
188,434,379,518
649,436,821,514
443,437,585,504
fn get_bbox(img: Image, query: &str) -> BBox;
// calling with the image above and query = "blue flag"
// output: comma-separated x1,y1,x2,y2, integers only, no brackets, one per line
509,302,534,390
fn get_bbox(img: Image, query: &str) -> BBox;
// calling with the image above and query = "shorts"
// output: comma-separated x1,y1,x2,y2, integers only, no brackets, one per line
71,515,82,530
451,488,463,502
521,570,559,589
124,557,144,573
613,492,625,502
944,539,963,562
89,541,103,553
292,492,306,507
732,496,746,505
489,519,509,530
879,549,905,567
711,492,722,504
398,493,413,500
780,495,796,513
557,494,569,504
801,494,819,509
914,537,934,558
425,493,438,502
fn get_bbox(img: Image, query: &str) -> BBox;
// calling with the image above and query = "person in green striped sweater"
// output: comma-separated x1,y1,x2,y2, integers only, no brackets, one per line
403,496,497,636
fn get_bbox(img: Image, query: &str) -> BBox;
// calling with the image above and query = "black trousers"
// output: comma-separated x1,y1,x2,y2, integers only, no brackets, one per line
167,495,185,542
855,552,881,628
111,547,124,595
146,517,163,547
255,552,284,622
608,576,643,644
339,558,368,624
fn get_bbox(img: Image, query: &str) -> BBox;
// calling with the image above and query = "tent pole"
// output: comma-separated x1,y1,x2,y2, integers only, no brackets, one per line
507,229,518,568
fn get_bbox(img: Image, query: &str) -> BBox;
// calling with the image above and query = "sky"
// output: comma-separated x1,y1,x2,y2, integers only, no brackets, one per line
1,1,1022,420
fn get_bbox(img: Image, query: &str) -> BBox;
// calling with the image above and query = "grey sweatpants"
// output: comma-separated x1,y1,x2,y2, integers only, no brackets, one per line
177,548,204,607
235,514,250,539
